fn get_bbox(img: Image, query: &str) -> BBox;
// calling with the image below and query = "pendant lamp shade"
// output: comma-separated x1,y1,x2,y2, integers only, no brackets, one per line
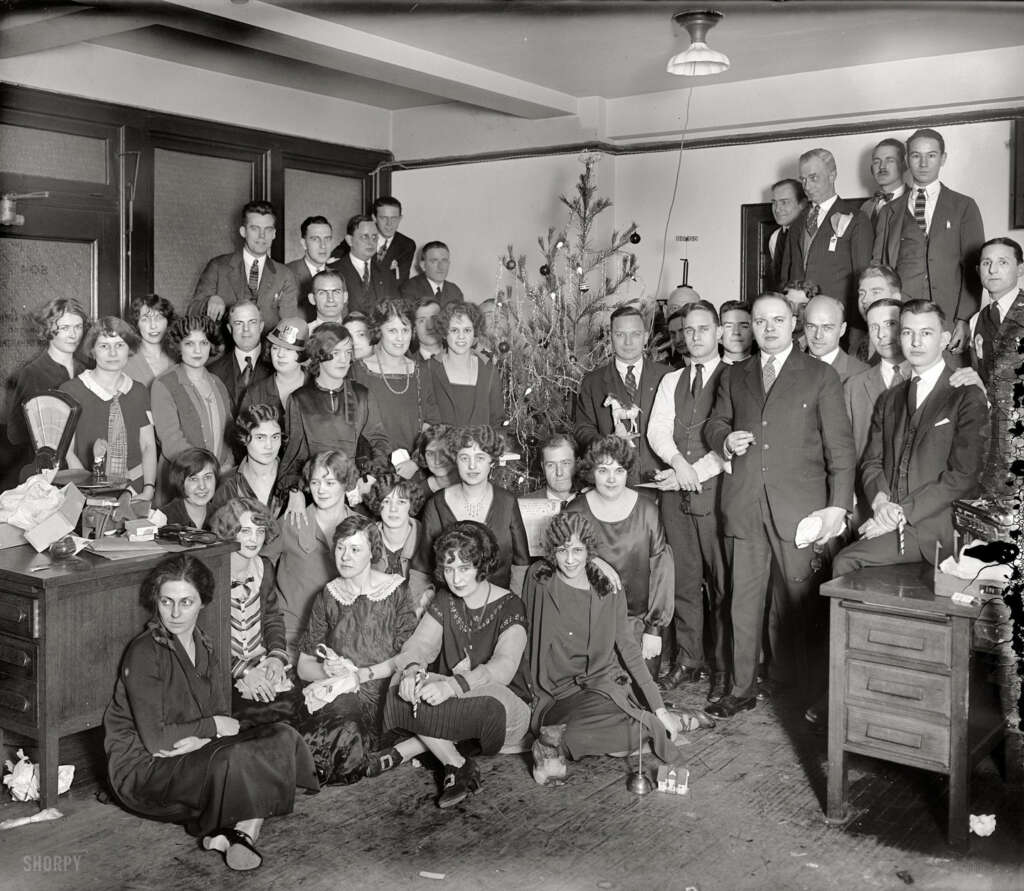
667,9,730,77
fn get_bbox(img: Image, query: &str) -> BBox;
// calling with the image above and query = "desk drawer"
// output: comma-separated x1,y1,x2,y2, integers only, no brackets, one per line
0,593,38,639
846,704,949,769
847,659,950,715
847,609,951,667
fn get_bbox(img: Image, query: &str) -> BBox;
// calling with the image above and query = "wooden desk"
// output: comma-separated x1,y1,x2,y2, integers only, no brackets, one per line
821,563,1005,850
0,541,236,808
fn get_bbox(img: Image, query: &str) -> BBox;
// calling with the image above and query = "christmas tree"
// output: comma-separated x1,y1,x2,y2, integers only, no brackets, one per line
492,153,644,472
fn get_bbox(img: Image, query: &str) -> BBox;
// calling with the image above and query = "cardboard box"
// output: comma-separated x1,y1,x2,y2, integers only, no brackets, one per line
0,484,86,552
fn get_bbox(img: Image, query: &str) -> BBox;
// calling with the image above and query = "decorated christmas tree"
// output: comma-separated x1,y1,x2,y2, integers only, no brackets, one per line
492,153,644,471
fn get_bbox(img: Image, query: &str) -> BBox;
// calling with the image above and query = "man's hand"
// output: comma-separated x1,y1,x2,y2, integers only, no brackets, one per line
949,366,985,393
725,431,756,457
671,458,702,493
811,506,847,544
206,295,226,322
874,500,905,530
948,319,970,354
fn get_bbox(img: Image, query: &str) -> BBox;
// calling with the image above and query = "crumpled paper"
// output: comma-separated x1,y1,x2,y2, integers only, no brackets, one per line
303,647,359,713
2,749,74,802
0,474,63,530
939,541,1012,584
970,814,996,837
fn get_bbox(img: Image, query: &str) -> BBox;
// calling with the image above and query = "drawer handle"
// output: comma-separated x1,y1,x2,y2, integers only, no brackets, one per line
0,690,30,713
865,723,923,750
0,602,28,625
0,644,30,668
867,629,926,651
866,678,925,701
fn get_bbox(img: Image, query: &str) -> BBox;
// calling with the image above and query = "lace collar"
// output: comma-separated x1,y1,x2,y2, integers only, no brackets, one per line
326,573,404,606
79,369,133,400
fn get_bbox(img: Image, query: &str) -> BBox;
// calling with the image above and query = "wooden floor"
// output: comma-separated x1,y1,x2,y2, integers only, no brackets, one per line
2,684,1022,891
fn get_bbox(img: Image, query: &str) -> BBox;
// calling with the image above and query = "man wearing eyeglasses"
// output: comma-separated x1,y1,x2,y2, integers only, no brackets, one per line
287,215,338,323
208,300,272,413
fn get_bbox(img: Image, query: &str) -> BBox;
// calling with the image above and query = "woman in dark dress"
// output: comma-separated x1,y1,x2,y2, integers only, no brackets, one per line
525,512,710,784
365,470,424,584
104,553,317,872
159,448,219,529
294,514,418,784
352,300,441,460
424,302,503,428
371,522,531,809
410,425,529,599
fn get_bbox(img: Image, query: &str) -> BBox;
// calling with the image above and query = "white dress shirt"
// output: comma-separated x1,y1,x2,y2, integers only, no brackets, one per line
909,356,945,407
614,357,644,389
242,249,267,288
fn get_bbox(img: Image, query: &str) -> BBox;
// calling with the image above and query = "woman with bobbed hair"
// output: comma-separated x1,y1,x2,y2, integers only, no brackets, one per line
364,470,425,579
563,435,674,661
238,316,308,418
160,447,219,529
276,450,355,662
423,301,503,428
352,300,440,460
525,512,709,783
103,553,317,872
124,293,176,386
151,315,232,474
276,323,389,509
410,425,529,598
410,423,456,499
295,514,418,784
59,316,157,499
372,521,530,809
6,297,90,457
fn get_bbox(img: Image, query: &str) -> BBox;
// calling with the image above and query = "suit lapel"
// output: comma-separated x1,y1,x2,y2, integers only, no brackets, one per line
230,252,247,302
910,367,952,451
743,354,765,404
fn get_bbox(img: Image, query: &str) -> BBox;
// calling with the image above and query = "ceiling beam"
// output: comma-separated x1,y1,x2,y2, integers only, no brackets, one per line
0,6,158,60
159,0,579,119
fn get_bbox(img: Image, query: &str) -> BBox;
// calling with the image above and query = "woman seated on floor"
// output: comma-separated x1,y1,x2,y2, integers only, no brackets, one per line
524,512,712,785
208,497,293,724
159,447,219,529
370,521,531,810
103,553,317,872
295,514,418,785
365,470,424,583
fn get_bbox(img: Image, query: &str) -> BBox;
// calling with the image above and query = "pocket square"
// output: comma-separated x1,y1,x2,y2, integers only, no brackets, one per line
934,418,950,427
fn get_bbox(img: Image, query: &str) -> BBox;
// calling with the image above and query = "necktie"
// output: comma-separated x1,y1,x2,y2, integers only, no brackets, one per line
914,188,927,233
762,355,776,394
805,204,820,240
434,283,443,297
987,301,1002,330
361,261,370,286
875,190,894,202
907,375,920,414
377,239,388,262
106,393,128,483
690,363,703,398
247,258,260,294
624,364,638,401
241,355,253,390
889,364,903,389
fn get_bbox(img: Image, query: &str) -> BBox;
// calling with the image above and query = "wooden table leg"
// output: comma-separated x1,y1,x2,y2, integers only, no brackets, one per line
826,601,848,821
948,615,970,851
40,727,58,810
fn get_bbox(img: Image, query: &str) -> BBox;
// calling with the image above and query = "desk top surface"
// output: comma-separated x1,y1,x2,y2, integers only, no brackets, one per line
821,562,984,619
0,540,236,589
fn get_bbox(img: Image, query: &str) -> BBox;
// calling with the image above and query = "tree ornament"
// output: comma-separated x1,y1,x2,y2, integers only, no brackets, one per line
629,231,641,244
498,341,511,354
539,264,550,276
505,259,517,271
575,265,584,275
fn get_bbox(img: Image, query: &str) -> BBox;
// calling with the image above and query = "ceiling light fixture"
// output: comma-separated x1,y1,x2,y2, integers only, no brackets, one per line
667,9,730,77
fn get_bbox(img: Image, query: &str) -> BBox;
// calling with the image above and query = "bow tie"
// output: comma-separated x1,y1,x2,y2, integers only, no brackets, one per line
875,190,895,202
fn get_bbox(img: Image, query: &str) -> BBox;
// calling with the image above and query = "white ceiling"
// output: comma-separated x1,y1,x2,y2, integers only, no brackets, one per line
2,0,1024,118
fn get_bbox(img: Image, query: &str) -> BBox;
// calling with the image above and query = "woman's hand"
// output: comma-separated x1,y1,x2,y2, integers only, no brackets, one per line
395,459,419,480
262,656,286,686
418,678,456,707
154,736,211,758
239,667,277,703
213,715,240,737
323,655,354,681
655,707,683,740
286,490,308,527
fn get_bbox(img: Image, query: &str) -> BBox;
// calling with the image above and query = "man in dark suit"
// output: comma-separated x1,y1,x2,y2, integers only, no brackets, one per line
574,305,668,482
332,196,416,286
833,300,988,576
189,200,299,329
521,433,578,504
873,128,985,354
286,215,337,323
401,241,465,307
860,138,907,228
766,178,806,291
803,295,868,383
705,293,855,718
335,214,401,317
207,299,272,413
648,300,730,700
969,237,1024,386
781,148,873,353
660,308,687,369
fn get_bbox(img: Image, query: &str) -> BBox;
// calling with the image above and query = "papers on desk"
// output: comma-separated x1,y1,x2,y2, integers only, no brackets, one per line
86,537,187,560
517,498,562,557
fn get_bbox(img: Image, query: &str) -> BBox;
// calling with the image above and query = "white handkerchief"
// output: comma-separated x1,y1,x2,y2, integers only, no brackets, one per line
934,418,950,427
794,515,822,549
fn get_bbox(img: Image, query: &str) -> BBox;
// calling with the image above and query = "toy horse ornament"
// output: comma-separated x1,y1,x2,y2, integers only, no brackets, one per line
603,394,641,445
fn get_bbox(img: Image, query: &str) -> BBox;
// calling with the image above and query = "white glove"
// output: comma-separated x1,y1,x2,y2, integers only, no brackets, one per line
641,633,663,659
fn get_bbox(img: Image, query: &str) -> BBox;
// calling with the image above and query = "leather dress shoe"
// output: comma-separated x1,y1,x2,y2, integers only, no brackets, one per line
705,694,757,718
659,664,704,689
707,672,728,703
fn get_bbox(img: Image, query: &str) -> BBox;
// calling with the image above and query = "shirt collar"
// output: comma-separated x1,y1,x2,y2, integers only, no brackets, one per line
761,341,793,370
547,488,574,503
79,369,133,399
242,248,267,271
813,194,839,217
816,346,841,365
614,357,644,380
911,180,941,200
235,347,261,368
911,357,945,388
687,354,721,376
350,255,367,275
305,257,324,275
993,287,1022,321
